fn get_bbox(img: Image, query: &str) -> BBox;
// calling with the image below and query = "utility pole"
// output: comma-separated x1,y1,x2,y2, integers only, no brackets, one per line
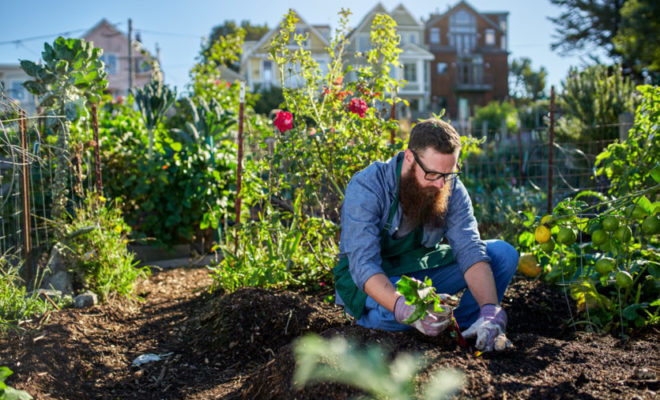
128,18,133,93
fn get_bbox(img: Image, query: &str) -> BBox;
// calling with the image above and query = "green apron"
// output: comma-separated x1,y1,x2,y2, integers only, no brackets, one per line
334,156,454,319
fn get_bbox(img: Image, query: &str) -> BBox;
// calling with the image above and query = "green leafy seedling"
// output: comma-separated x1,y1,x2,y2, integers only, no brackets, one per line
396,276,446,324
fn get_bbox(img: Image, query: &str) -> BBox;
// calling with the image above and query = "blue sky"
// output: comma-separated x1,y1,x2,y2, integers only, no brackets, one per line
1,0,608,94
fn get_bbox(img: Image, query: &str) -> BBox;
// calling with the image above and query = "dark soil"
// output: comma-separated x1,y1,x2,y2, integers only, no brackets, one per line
0,266,658,399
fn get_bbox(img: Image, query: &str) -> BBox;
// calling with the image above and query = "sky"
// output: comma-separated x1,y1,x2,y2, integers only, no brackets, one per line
0,0,609,95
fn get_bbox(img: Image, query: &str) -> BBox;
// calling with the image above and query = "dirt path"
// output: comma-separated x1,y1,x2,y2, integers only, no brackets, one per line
0,266,658,399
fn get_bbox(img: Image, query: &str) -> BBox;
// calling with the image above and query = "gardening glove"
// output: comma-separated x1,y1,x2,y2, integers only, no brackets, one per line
462,304,513,352
394,295,453,337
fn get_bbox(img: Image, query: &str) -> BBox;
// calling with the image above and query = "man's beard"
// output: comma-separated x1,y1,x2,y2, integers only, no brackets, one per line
399,163,451,229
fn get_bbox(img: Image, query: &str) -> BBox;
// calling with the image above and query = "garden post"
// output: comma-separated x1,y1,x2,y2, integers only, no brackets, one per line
234,82,245,251
389,101,396,145
517,122,524,186
547,85,555,214
91,103,103,195
19,110,33,283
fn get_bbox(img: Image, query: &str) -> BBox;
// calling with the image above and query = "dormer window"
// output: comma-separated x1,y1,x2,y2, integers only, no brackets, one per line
449,9,476,55
430,28,440,44
485,29,495,46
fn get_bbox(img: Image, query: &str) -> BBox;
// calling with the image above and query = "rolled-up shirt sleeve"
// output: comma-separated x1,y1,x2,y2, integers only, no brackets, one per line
444,178,490,274
339,171,387,292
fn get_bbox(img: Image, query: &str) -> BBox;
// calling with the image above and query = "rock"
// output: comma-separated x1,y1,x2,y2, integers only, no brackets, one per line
74,291,98,308
40,246,73,294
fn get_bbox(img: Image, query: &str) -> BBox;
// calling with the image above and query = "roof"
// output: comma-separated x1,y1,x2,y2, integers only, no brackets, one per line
426,1,506,33
242,9,330,60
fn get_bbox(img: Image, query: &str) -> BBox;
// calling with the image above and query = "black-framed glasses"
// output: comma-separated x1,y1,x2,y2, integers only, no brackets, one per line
410,149,461,182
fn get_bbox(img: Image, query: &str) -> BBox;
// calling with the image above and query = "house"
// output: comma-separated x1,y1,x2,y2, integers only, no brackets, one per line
240,11,331,91
82,19,157,98
425,1,509,123
0,64,37,114
346,3,434,119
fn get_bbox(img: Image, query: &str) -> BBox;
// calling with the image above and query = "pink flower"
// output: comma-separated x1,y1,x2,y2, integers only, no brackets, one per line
274,111,293,133
214,79,221,86
348,98,368,118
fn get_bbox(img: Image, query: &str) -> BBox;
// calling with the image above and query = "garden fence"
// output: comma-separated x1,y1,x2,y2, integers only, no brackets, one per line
0,93,635,280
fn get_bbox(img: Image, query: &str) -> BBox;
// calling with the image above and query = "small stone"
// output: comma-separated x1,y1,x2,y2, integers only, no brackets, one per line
74,291,98,308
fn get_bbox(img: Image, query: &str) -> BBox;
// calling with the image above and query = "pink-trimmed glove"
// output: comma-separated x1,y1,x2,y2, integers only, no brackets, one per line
462,304,513,352
393,295,453,336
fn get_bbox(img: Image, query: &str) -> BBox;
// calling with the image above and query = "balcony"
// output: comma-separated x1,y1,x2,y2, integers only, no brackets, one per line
454,62,493,92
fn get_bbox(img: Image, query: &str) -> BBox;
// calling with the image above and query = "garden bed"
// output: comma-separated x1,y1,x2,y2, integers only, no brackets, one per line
0,266,657,399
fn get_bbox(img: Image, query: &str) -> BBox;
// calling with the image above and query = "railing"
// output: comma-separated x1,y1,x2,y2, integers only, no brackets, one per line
455,62,493,91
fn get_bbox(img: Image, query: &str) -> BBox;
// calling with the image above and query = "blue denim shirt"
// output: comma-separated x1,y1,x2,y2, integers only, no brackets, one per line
336,151,490,306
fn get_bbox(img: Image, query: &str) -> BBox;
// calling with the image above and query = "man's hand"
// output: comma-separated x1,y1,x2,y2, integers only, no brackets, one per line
461,304,513,351
394,295,452,336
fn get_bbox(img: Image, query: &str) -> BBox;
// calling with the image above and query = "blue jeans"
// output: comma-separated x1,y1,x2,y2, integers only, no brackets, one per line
356,239,518,331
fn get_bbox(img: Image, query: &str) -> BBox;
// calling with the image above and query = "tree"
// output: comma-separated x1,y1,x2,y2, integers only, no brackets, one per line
548,0,626,59
556,64,638,142
613,0,660,79
202,20,270,69
509,57,548,103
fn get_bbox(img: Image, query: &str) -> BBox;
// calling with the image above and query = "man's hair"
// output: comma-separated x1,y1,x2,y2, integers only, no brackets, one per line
408,119,462,154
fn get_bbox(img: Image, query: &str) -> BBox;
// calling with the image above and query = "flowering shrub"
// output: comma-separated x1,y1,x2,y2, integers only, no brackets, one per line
348,97,368,118
210,9,407,292
274,110,293,132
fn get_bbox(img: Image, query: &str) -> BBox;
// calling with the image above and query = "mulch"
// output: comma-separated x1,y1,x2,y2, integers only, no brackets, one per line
0,266,658,399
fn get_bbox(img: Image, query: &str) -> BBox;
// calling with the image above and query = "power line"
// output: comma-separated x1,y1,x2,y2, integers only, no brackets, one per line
0,21,124,46
138,29,204,39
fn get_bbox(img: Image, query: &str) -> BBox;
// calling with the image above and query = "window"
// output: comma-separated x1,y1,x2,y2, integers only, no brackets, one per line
430,28,440,44
500,36,507,50
436,62,448,75
409,32,418,45
135,58,152,73
449,9,476,55
100,53,118,75
358,34,370,52
403,63,417,81
262,60,273,88
485,29,495,46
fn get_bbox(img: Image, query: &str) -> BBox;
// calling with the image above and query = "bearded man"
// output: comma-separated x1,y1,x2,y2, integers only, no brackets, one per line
334,119,518,352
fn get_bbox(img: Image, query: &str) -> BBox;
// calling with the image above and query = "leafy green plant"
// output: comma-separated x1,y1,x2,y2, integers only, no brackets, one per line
209,193,337,292
519,85,660,334
556,64,638,142
0,253,58,331
133,63,176,158
396,276,447,324
58,191,150,300
293,334,464,400
0,367,32,400
20,37,108,223
472,100,518,137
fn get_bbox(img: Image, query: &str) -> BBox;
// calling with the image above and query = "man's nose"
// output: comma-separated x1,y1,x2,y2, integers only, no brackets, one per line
430,177,445,189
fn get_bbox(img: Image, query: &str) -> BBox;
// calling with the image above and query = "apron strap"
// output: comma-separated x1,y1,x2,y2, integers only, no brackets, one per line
383,154,403,232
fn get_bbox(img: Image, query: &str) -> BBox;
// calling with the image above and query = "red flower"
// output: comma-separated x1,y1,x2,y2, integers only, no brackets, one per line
274,111,293,132
226,81,231,88
348,98,368,118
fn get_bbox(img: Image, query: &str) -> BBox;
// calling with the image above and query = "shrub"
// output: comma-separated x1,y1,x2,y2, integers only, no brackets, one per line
58,192,150,301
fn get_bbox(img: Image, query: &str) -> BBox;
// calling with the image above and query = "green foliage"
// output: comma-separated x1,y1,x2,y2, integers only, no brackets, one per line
20,37,108,223
0,254,58,331
519,86,660,334
396,276,447,324
472,101,518,136
209,194,337,292
58,192,150,301
613,0,660,78
595,85,660,194
293,334,464,400
517,99,550,131
556,64,638,141
202,20,269,67
102,95,238,247
133,64,177,158
264,9,404,220
0,367,33,400
252,84,285,115
548,0,625,60
509,57,547,103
